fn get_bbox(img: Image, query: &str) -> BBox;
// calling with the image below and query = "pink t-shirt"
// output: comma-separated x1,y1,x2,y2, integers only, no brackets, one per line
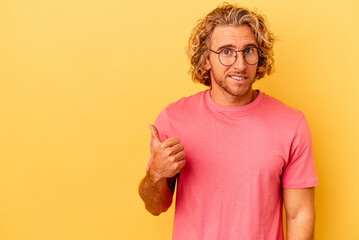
147,89,318,240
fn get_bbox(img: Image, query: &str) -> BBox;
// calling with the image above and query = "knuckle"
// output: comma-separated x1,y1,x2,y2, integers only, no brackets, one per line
174,162,181,170
165,149,172,157
157,142,165,150
161,142,169,149
169,155,176,163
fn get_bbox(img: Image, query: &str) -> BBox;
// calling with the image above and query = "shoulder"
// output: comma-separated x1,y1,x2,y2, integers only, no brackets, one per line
163,90,206,114
154,90,206,139
256,92,308,134
260,92,305,121
154,90,206,124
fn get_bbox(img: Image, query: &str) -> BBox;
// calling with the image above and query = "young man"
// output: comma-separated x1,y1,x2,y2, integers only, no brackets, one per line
139,3,318,240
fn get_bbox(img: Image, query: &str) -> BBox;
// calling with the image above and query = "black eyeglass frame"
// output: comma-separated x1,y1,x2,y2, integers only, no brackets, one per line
209,47,262,66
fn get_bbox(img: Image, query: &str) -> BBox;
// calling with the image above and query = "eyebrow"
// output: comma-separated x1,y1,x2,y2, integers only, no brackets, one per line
216,43,258,51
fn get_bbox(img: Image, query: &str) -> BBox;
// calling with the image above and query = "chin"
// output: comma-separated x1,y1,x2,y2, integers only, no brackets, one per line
231,84,252,95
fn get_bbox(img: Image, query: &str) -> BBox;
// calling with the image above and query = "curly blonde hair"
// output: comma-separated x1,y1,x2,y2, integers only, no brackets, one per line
186,3,276,87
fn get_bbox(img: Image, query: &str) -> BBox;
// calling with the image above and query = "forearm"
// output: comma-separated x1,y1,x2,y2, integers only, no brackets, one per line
286,211,315,240
138,171,173,216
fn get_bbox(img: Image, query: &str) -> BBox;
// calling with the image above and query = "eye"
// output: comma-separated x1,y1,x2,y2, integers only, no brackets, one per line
220,49,234,56
244,47,254,54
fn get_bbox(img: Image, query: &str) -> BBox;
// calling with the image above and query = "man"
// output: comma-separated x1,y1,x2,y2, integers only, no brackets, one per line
139,3,318,240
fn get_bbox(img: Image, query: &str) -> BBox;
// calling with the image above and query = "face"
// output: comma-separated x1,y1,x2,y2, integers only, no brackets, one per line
204,25,258,105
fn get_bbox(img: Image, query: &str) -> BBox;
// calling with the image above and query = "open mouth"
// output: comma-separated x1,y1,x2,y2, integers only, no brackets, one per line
229,75,247,83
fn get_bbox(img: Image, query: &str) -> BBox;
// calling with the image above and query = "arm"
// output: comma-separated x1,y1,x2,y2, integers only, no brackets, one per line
138,173,177,216
283,187,316,240
138,124,186,216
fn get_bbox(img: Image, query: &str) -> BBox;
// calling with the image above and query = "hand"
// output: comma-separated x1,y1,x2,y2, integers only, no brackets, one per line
148,124,186,182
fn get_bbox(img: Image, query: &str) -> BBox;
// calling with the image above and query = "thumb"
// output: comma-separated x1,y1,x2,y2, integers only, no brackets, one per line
149,124,161,146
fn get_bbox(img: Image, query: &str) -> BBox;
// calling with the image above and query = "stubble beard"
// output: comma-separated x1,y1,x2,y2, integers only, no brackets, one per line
212,72,254,98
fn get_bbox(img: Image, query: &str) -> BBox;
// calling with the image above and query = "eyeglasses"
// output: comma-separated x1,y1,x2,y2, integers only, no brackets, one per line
209,47,260,66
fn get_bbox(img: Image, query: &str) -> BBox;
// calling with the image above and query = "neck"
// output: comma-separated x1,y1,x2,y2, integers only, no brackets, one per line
209,88,258,107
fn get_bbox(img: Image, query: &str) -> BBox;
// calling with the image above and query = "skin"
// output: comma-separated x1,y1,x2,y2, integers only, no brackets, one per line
138,124,185,215
139,24,316,239
284,187,316,240
204,25,259,107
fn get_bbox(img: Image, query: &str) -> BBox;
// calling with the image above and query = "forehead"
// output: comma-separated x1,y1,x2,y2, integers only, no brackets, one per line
209,25,257,49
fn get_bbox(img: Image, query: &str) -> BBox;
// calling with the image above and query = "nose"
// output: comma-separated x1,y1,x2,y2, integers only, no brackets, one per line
232,53,247,71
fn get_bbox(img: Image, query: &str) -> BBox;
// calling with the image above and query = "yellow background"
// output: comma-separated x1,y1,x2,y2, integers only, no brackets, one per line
0,0,358,239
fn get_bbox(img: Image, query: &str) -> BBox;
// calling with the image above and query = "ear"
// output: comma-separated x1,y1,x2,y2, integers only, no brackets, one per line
204,57,211,71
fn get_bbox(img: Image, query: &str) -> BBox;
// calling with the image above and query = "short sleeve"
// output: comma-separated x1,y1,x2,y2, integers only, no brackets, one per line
146,108,170,170
282,116,319,188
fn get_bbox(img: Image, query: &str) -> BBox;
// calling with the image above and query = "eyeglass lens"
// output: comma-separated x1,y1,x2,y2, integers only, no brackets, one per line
219,47,259,66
